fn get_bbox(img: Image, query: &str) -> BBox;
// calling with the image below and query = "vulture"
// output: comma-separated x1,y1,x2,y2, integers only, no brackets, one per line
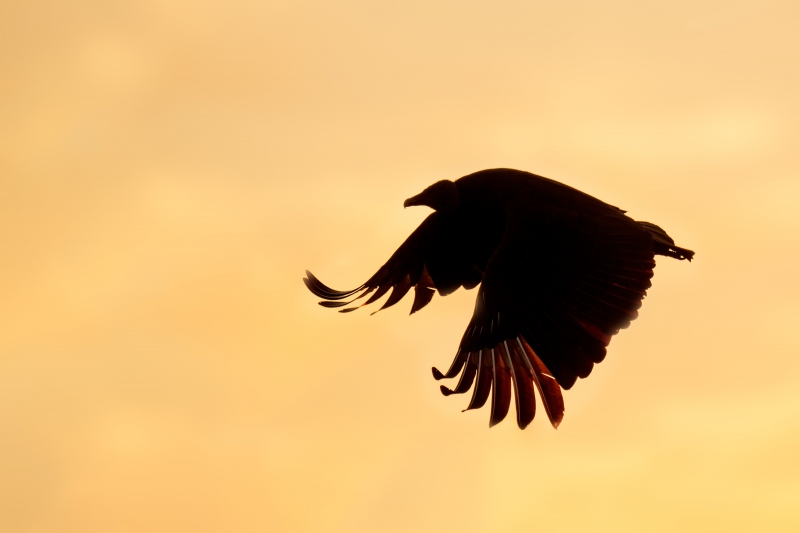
304,169,694,429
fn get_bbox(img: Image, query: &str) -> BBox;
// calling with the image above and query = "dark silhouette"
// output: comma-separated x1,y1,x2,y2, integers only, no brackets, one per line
304,169,694,429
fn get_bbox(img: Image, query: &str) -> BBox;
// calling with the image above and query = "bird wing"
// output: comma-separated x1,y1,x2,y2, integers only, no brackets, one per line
304,210,494,315
434,206,655,429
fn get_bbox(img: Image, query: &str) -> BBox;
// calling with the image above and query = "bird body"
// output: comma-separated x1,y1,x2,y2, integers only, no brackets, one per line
304,169,693,429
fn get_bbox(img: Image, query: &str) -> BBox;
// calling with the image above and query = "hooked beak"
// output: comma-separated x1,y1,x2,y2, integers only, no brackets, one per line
403,194,422,208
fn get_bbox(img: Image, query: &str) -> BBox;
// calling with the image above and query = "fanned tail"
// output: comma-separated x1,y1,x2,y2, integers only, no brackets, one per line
638,221,695,261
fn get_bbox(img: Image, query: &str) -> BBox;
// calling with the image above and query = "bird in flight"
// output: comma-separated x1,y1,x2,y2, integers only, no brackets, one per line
304,169,694,429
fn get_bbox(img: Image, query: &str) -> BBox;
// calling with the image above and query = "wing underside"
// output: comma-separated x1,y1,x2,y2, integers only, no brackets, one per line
432,212,657,428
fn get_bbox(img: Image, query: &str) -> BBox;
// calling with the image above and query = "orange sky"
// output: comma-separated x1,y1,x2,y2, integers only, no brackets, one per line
2,1,799,531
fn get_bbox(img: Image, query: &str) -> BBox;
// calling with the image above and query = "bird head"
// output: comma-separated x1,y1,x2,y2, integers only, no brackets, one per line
403,180,460,212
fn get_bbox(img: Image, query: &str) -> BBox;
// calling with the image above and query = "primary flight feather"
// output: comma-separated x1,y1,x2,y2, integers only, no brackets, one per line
304,169,694,429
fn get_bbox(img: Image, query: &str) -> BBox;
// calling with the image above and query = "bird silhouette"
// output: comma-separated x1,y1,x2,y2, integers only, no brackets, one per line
304,169,694,429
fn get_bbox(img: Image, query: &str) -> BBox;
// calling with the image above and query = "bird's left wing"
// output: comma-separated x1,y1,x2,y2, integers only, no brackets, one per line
433,208,655,429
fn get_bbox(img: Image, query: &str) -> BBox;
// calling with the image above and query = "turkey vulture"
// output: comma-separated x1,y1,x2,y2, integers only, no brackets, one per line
304,169,694,429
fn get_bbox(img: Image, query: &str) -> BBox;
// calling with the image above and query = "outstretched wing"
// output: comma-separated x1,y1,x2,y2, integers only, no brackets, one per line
304,209,503,315
434,206,656,429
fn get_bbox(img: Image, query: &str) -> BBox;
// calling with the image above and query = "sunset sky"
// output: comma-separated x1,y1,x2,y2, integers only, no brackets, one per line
2,1,799,531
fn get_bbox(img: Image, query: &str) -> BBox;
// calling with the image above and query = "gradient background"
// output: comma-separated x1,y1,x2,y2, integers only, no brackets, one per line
2,1,799,531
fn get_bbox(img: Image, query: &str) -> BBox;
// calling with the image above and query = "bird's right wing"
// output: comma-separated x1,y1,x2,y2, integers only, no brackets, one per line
304,211,490,315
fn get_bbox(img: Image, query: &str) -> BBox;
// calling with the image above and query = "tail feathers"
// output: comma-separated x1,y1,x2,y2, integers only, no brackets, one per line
638,221,695,261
